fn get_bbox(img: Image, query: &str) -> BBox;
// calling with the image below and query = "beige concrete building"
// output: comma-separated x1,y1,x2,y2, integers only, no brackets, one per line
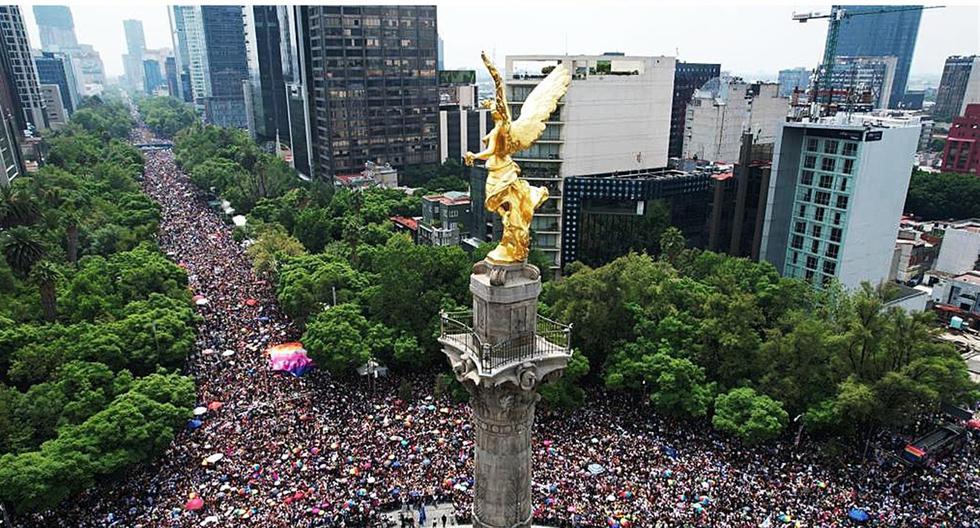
503,53,675,269
683,80,790,164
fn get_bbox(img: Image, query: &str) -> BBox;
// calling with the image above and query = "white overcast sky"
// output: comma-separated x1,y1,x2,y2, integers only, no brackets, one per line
20,0,980,83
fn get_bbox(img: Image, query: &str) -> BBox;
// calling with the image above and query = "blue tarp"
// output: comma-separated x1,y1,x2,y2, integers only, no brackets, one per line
848,508,870,523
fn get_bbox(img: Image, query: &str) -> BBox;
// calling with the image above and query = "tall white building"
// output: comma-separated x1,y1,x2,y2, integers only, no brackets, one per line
760,113,921,289
683,80,789,163
169,6,209,112
503,53,675,268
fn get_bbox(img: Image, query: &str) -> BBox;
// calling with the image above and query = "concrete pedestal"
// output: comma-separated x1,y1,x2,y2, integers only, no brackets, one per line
439,261,571,528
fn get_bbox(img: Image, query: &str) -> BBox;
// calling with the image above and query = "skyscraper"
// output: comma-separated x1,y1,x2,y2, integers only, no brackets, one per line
760,113,920,289
122,19,146,91
200,6,248,128
164,56,179,98
301,5,440,179
669,61,720,159
934,56,980,122
34,51,76,114
170,6,249,128
243,6,291,143
0,6,48,132
828,5,922,109
32,5,78,51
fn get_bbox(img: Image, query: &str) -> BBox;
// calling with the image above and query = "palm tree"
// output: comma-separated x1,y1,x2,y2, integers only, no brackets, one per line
1,226,46,278
0,185,40,228
30,260,61,322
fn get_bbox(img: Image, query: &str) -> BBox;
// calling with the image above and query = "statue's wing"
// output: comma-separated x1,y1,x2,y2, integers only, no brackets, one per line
508,64,571,152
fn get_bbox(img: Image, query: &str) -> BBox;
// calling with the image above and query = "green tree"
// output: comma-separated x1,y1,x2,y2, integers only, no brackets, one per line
1,227,46,278
539,352,590,409
29,261,62,322
246,225,306,278
302,304,379,376
606,341,714,417
712,387,789,445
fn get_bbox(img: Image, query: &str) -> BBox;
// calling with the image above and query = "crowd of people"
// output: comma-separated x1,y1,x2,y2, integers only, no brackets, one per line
19,126,980,527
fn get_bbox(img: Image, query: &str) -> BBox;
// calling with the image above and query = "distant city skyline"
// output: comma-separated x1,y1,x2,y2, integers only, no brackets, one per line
20,2,979,84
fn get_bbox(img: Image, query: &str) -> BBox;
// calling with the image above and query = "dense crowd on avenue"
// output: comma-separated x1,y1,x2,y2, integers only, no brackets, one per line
18,127,979,528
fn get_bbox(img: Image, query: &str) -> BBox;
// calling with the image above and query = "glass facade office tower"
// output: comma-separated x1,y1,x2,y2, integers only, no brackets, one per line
0,6,48,131
122,19,146,91
934,56,980,122
301,5,440,179
828,5,921,109
200,7,248,128
777,68,811,98
32,5,78,51
243,6,291,143
669,62,720,159
34,52,75,114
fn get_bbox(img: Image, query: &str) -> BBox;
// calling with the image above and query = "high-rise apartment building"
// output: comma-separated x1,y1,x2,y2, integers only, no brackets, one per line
828,5,922,109
942,103,980,175
170,6,249,128
669,61,720,159
301,5,440,179
760,113,921,289
243,6,291,143
0,64,23,185
164,56,179,98
504,53,675,268
282,7,313,179
683,80,789,164
32,5,77,51
777,68,812,98
0,6,47,132
34,51,77,114
934,56,980,122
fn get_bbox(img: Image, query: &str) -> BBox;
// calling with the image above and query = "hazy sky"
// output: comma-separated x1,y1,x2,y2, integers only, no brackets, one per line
22,1,979,83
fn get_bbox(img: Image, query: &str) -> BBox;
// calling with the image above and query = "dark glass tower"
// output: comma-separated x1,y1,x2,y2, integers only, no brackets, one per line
669,61,720,159
244,6,290,143
201,6,249,128
301,5,439,179
829,5,922,109
34,52,74,113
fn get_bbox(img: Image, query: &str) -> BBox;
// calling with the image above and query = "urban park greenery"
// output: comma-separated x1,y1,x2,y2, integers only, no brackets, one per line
904,169,980,220
0,99,197,514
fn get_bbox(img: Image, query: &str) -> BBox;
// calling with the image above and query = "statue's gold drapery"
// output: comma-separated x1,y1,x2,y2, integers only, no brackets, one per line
464,52,570,264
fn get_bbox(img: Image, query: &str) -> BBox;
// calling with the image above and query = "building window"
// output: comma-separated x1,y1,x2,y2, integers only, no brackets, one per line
805,269,815,282
812,225,822,238
843,142,858,157
791,251,799,264
803,155,816,169
799,204,806,217
815,191,830,205
830,228,842,242
819,174,833,189
836,195,849,209
800,170,814,185
839,178,848,192
815,207,825,222
833,212,841,225
791,235,803,249
795,221,806,234
821,157,836,172
826,243,839,259
811,239,820,253
842,159,854,174
821,274,833,287
806,138,818,152
823,261,836,275
806,255,817,269
824,140,838,154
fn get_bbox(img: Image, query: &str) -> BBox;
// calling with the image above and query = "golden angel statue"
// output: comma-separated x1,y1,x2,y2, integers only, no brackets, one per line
464,52,570,265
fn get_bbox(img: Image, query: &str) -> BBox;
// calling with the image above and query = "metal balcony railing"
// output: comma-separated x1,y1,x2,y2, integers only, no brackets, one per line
440,310,572,373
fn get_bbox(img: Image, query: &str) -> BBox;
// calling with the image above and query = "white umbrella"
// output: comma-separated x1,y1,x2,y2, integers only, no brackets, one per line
193,406,208,416
205,453,224,464
222,349,235,357
195,298,209,306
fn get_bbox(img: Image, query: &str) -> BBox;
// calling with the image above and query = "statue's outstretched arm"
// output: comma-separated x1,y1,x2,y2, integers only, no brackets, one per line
481,51,509,120
465,126,499,166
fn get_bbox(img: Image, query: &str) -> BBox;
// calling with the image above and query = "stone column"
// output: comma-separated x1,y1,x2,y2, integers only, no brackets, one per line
440,261,569,528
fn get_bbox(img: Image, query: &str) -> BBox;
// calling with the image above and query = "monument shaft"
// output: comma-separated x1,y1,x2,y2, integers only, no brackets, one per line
440,262,571,528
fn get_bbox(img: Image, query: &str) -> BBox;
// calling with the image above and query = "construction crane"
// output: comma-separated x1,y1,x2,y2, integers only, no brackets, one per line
793,5,944,113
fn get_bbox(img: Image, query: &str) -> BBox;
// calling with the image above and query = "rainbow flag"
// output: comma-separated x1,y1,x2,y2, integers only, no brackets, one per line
268,342,315,377
903,444,925,462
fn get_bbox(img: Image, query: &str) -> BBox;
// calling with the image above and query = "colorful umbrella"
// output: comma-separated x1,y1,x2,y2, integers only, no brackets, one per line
848,508,870,523
245,298,258,306
207,401,224,411
187,419,203,430
185,496,204,511
267,342,315,377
